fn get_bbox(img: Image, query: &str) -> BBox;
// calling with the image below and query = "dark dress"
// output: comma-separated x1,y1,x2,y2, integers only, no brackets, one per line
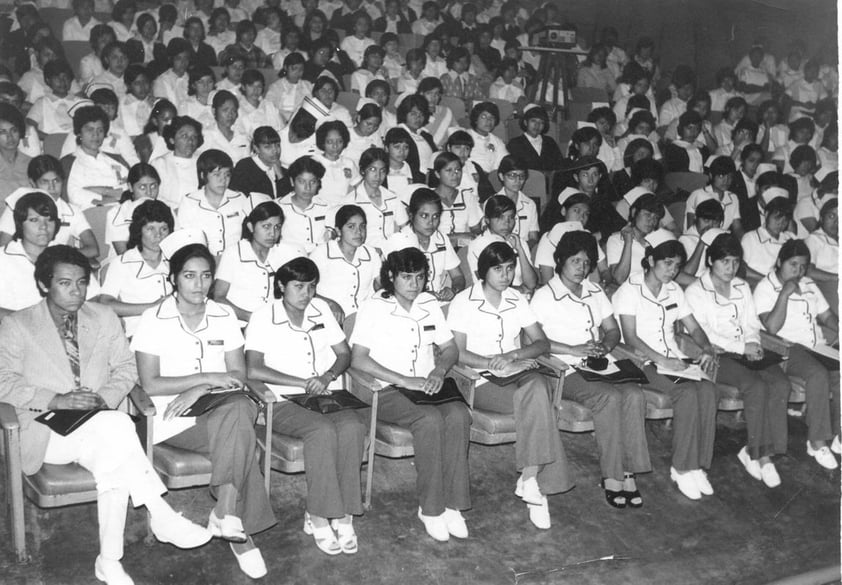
125,39,167,68
186,41,218,67
506,134,565,173
663,142,710,173
229,157,291,199
731,171,761,232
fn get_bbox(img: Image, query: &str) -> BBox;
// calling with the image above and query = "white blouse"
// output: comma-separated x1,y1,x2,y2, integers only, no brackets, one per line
447,283,536,356
382,226,459,293
753,271,830,348
100,247,172,337
351,291,453,384
310,240,382,316
151,153,199,209
531,275,614,366
215,239,304,313
245,298,346,400
131,296,244,442
685,271,761,355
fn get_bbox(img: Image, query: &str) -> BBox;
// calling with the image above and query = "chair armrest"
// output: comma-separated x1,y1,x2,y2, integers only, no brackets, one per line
536,354,568,374
451,363,481,380
347,367,382,393
760,330,792,358
0,402,20,431
128,384,156,416
246,380,276,404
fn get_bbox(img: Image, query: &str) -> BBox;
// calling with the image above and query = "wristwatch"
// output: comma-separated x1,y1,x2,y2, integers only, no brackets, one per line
325,370,338,381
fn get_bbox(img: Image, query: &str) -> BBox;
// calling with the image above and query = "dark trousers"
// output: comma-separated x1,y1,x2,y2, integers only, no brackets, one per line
718,357,790,459
563,372,651,481
787,345,841,443
642,365,718,472
376,388,472,516
474,371,573,495
166,396,276,535
272,401,367,518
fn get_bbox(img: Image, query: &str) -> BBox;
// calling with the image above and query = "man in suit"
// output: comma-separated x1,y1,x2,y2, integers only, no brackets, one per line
0,245,211,585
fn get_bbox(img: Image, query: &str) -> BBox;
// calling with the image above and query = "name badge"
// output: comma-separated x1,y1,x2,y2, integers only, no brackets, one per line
435,245,447,252
383,210,394,217
423,325,435,331
207,339,224,346
665,303,678,311
518,215,528,220
452,202,466,210
226,212,240,219
310,323,325,331
60,221,70,227
315,216,326,221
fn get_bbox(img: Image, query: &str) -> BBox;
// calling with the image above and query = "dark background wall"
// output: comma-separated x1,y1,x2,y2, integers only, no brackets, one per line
558,0,838,89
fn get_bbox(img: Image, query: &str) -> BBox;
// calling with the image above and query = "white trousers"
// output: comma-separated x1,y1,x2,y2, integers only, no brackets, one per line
43,410,167,560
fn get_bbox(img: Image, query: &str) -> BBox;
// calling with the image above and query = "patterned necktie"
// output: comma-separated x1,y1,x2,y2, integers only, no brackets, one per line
61,313,81,390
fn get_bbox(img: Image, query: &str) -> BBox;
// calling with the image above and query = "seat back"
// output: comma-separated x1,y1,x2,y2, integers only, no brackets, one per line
43,134,68,159
664,172,708,197
63,42,90,80
524,169,548,214
440,96,467,123
458,245,473,286
336,91,360,113
569,87,609,103
83,205,111,262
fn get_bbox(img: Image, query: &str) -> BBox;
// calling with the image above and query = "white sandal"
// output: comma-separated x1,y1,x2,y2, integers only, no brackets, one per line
303,512,342,555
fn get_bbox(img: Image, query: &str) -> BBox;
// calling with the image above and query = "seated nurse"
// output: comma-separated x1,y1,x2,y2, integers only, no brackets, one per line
612,229,720,502
531,230,651,509
448,241,571,529
753,239,840,470
685,233,791,487
99,200,174,338
350,247,471,542
246,257,367,556
213,201,305,322
131,242,276,579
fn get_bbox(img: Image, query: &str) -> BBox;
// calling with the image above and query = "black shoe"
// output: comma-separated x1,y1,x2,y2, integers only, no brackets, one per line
600,480,627,509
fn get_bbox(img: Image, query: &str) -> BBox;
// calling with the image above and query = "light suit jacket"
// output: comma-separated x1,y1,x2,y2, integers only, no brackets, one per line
0,300,137,475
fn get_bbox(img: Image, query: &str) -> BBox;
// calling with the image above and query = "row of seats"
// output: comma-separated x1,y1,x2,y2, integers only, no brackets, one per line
1,286,811,561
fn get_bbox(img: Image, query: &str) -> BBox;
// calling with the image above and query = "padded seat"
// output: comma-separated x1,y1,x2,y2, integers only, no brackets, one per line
642,388,674,419
717,383,744,411
23,464,97,506
255,426,306,474
471,409,516,445
788,377,807,403
153,444,212,488
375,422,414,457
557,399,595,433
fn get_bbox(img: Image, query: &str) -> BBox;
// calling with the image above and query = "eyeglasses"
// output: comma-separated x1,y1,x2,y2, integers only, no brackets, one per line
505,172,526,181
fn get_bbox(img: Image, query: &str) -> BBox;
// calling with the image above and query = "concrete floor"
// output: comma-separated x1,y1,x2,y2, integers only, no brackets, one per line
2,414,839,585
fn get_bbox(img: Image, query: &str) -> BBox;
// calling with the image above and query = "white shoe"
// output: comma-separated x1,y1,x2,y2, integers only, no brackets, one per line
229,543,267,579
807,441,839,470
150,509,213,549
516,476,545,506
303,512,342,555
442,508,469,539
94,556,134,585
207,510,247,543
670,467,701,500
330,518,358,554
760,462,781,488
737,447,762,481
527,499,551,530
417,508,449,542
831,435,841,455
693,470,714,496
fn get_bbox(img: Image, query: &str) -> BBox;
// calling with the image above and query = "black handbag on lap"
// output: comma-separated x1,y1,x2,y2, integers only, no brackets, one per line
287,390,370,414
393,377,466,405
574,359,649,385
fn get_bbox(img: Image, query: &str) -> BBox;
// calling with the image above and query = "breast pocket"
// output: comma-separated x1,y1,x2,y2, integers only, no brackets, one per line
420,323,437,346
202,339,227,370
